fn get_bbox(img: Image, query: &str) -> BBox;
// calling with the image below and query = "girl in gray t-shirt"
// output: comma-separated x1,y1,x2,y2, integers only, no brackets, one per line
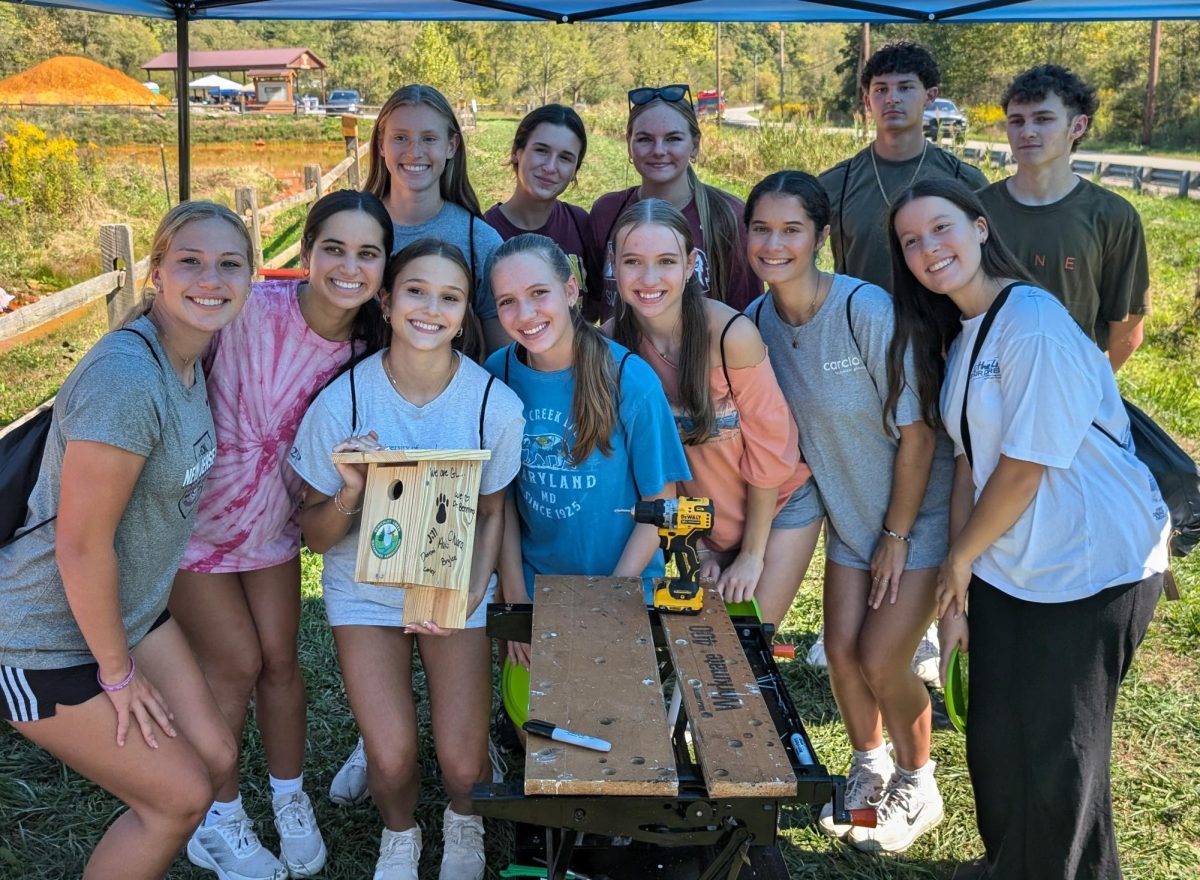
744,171,951,855
0,203,252,878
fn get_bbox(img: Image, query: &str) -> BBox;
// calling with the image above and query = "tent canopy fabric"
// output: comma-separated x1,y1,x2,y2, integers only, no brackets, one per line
187,74,246,91
8,0,1200,23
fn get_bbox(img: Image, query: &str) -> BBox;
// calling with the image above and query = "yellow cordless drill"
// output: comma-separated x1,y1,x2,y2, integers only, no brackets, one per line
617,497,714,614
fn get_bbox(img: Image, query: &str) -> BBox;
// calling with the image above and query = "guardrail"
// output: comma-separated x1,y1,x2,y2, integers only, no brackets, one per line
0,136,371,350
961,146,1197,198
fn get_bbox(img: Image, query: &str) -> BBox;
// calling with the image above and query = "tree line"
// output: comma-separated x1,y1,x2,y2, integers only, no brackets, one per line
1,7,1196,145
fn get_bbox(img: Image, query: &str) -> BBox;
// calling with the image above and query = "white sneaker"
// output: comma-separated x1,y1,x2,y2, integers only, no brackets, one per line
439,806,485,880
488,736,507,784
912,622,942,688
187,808,289,880
817,748,894,839
329,736,369,805
272,791,327,877
374,826,421,880
849,764,944,853
806,626,828,668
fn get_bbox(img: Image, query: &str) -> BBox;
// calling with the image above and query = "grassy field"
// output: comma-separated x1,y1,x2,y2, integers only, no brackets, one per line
1,118,1198,879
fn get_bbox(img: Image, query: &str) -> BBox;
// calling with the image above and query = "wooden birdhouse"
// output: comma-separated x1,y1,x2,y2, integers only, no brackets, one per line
330,448,491,629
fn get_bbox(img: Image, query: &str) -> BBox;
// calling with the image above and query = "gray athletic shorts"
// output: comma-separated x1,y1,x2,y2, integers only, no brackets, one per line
825,507,949,571
771,479,825,529
324,572,497,630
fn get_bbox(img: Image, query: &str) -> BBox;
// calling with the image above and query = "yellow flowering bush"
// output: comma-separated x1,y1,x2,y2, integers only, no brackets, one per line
0,119,90,216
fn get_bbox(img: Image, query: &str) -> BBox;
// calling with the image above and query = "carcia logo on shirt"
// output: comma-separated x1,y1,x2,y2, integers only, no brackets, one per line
822,354,864,375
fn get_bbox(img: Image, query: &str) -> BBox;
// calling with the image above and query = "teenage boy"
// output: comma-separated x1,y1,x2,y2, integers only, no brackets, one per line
980,64,1149,371
820,41,988,291
815,41,983,688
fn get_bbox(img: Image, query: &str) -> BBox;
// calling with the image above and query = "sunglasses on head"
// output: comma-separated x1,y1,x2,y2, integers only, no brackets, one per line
628,84,693,111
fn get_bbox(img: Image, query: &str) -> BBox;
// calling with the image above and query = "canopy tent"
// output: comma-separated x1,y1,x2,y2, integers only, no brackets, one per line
187,73,250,91
5,0,1197,198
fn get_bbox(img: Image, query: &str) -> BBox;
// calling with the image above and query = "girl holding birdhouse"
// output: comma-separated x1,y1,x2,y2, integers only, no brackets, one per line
291,238,524,880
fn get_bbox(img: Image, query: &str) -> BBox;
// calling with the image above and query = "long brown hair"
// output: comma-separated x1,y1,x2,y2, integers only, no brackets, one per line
383,238,484,364
365,84,483,218
885,178,1034,429
489,233,617,464
610,199,713,445
626,95,739,304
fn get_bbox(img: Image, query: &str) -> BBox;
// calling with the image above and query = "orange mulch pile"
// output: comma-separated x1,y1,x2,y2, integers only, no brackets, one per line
0,55,167,106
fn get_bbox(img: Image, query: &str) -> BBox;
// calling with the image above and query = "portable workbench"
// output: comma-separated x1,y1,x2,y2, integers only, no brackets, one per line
475,575,854,880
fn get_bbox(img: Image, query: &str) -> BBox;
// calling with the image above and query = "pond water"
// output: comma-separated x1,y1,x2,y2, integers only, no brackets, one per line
104,141,356,195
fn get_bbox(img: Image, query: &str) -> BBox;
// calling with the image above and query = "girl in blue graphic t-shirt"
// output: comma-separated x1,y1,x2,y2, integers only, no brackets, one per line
484,233,691,671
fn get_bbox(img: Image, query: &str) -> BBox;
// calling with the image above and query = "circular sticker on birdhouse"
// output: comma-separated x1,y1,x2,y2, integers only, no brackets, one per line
370,518,403,559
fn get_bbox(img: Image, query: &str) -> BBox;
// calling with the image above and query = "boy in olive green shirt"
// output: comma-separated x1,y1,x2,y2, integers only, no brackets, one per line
820,40,987,290
979,64,1149,371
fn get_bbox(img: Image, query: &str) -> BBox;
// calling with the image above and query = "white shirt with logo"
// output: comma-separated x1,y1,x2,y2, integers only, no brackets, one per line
941,284,1169,602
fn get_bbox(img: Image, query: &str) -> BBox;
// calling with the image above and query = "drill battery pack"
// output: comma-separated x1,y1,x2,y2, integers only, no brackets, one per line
653,579,704,615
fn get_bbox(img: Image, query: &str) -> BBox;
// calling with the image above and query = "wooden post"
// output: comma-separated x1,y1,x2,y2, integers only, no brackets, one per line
778,23,785,120
342,114,361,190
715,23,722,123
304,163,323,200
100,224,136,328
235,186,264,272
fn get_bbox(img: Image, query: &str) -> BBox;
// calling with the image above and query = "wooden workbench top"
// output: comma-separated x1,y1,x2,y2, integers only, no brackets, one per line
524,575,678,797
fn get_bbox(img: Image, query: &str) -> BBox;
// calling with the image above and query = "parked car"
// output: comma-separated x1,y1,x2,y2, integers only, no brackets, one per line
924,99,967,140
326,89,361,114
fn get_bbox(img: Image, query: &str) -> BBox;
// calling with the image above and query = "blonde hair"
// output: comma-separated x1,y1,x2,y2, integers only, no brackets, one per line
365,84,482,217
626,97,739,303
489,233,618,464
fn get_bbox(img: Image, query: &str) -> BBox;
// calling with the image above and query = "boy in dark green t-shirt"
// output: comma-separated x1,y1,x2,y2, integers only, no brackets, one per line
819,41,987,291
979,64,1149,371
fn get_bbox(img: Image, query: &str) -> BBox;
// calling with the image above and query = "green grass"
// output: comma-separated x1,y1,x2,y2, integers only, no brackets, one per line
1,118,1199,879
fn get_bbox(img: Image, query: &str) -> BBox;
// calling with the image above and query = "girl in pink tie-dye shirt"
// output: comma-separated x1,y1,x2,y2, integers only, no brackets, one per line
170,191,392,878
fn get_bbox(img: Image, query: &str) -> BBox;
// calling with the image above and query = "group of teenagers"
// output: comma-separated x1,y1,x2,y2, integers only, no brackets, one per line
0,39,1171,880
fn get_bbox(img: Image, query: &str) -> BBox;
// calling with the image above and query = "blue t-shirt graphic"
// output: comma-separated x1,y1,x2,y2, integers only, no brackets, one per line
485,338,690,600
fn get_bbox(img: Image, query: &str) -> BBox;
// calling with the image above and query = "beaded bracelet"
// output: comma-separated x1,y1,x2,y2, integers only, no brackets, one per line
881,526,912,543
333,487,363,516
97,656,136,692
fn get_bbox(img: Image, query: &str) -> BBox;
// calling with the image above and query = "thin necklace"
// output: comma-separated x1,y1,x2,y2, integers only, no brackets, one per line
780,272,830,348
382,350,456,402
871,139,928,207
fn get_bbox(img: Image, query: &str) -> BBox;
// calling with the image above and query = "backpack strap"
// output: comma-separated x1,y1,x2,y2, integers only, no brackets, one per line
349,361,358,434
717,312,748,402
960,283,1018,468
479,374,495,449
120,326,162,368
751,296,767,329
503,345,513,384
613,350,643,500
600,188,638,270
843,281,883,403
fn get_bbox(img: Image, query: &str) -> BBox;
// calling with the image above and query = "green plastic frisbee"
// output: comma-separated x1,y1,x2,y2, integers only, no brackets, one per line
944,645,968,733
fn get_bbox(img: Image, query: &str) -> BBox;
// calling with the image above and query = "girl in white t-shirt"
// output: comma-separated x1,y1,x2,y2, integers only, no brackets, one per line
291,240,524,880
888,178,1169,880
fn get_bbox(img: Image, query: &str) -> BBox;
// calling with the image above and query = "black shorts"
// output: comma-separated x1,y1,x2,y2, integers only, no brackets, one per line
1,609,170,723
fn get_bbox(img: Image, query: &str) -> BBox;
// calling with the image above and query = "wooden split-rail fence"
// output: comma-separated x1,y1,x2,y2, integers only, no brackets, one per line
0,134,370,352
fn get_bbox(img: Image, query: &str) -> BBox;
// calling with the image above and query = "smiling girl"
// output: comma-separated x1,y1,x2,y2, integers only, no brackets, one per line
484,104,597,315
588,85,758,319
888,179,1168,880
291,240,524,880
0,202,251,880
365,84,507,352
485,233,690,668
604,199,814,624
168,191,392,880
744,170,954,854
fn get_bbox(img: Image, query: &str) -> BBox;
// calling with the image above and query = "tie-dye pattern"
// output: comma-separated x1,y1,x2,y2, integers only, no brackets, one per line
181,280,357,572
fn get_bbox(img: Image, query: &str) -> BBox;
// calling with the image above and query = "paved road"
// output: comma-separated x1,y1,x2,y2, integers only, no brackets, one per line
721,105,1200,177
